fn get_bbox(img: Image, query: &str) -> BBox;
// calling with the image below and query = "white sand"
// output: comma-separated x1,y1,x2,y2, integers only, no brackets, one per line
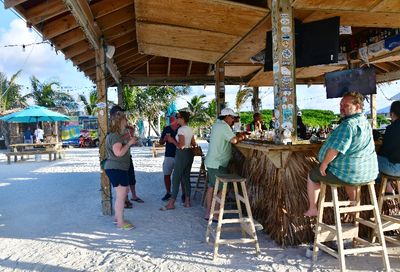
0,143,399,271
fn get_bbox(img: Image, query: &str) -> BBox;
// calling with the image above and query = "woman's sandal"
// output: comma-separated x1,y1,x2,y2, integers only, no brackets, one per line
160,206,175,211
124,200,133,209
131,197,144,203
118,223,135,230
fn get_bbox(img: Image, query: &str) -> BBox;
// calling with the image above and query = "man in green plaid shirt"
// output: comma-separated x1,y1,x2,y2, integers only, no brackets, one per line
304,91,378,217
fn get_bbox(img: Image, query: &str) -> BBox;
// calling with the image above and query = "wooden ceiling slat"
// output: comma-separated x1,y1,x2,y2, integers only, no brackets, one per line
91,0,134,19
63,40,91,59
25,0,67,26
4,0,27,9
302,11,400,28
292,0,382,12
117,54,149,70
95,5,134,32
79,59,96,71
108,33,136,50
71,50,95,65
137,22,239,54
41,14,78,39
370,0,400,12
115,51,141,66
135,0,267,36
113,42,138,59
120,56,156,75
52,28,86,50
102,21,135,41
139,42,222,64
108,28,135,43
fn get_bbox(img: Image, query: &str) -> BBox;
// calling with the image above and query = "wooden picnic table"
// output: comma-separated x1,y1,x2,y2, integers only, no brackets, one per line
7,142,65,164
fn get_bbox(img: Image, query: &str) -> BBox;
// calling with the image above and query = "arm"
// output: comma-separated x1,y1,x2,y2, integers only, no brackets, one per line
230,132,246,144
159,129,166,145
112,137,135,157
319,148,339,176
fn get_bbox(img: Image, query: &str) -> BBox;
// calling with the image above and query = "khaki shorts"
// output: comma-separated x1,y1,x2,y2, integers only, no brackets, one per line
162,157,175,175
309,164,350,186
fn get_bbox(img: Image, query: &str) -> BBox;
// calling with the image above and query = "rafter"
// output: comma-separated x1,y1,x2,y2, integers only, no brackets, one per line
4,0,27,9
63,40,90,59
91,0,133,19
52,28,85,50
41,14,78,39
94,6,134,32
26,0,67,26
63,0,120,84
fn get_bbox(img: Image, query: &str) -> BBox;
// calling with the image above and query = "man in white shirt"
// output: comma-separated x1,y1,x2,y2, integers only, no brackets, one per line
34,127,44,143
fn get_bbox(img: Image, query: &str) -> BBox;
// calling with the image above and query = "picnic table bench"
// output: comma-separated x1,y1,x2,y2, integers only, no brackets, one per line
6,143,65,164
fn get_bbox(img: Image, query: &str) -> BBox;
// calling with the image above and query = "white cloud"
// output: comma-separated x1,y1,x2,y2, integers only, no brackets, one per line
0,19,93,95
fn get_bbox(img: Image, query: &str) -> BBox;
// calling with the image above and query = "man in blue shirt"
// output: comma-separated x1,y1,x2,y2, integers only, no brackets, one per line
159,112,180,201
23,127,33,143
304,92,378,217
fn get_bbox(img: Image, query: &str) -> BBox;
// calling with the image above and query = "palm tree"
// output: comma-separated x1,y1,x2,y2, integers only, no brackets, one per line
24,76,77,113
124,85,189,136
235,86,253,114
0,70,25,112
184,94,212,128
79,89,98,115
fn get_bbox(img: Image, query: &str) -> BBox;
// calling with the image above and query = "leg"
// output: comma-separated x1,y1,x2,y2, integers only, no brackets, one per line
165,152,184,209
204,187,214,219
344,185,356,201
304,175,321,217
115,185,129,228
164,175,171,193
183,151,194,207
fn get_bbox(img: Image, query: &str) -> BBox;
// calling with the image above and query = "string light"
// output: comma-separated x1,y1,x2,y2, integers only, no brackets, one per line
0,41,51,52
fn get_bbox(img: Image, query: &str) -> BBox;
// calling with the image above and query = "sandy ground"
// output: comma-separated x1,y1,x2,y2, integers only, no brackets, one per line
0,142,399,272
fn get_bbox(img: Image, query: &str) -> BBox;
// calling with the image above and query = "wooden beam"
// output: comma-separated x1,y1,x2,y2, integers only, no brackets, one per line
373,62,391,73
302,11,400,28
71,51,95,65
91,0,133,19
41,14,78,39
106,57,121,85
139,42,222,64
376,70,400,83
217,14,270,63
63,0,120,84
103,21,135,40
122,75,248,86
94,6,134,32
215,61,225,115
26,0,67,26
63,40,90,59
186,61,192,76
117,54,148,70
147,61,150,77
63,0,101,49
4,0,27,9
78,59,96,71
167,58,171,77
107,32,136,48
52,28,85,50
225,62,264,66
121,56,156,75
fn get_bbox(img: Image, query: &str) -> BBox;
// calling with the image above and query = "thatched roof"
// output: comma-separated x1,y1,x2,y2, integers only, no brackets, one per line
5,0,400,86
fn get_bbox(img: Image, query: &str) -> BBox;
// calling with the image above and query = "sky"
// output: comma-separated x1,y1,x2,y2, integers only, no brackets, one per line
1,4,399,114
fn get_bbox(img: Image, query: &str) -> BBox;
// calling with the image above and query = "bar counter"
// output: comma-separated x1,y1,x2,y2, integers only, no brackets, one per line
231,140,322,246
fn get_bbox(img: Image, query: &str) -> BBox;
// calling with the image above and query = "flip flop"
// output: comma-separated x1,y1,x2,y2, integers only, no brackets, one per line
160,206,175,211
131,197,144,203
124,200,133,209
118,223,135,230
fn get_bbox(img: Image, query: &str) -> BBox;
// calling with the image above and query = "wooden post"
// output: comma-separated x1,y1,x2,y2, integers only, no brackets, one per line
252,87,260,112
271,0,297,144
96,40,112,215
370,94,377,128
215,61,225,116
117,83,124,107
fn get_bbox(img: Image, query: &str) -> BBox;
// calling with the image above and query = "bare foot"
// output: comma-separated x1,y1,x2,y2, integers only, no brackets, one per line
304,208,318,217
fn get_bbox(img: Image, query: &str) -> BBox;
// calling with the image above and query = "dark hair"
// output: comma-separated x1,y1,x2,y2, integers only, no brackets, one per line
343,91,364,110
390,100,400,118
178,111,190,123
253,112,261,119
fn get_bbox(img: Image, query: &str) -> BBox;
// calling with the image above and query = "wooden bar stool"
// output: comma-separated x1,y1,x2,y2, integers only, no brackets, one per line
376,173,400,245
313,181,390,272
192,156,208,206
205,174,260,260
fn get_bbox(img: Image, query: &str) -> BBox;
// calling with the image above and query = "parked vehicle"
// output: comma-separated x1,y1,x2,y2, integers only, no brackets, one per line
61,116,99,147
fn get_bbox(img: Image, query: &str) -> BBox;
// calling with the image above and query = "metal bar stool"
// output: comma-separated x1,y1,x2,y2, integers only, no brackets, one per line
313,181,390,272
205,174,260,260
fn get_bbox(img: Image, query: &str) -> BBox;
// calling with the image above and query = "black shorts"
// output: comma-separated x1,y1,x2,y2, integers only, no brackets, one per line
128,160,136,185
105,169,129,187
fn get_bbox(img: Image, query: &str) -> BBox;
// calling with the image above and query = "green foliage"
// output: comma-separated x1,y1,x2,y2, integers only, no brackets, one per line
239,109,337,129
79,89,98,115
0,70,25,111
377,115,391,126
24,76,77,113
235,87,253,112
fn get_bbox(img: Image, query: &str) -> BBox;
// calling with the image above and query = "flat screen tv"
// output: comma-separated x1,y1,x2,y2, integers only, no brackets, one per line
264,17,340,71
325,67,377,98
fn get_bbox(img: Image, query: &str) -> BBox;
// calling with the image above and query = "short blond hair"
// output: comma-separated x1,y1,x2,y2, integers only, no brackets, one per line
343,91,364,110
109,111,126,133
